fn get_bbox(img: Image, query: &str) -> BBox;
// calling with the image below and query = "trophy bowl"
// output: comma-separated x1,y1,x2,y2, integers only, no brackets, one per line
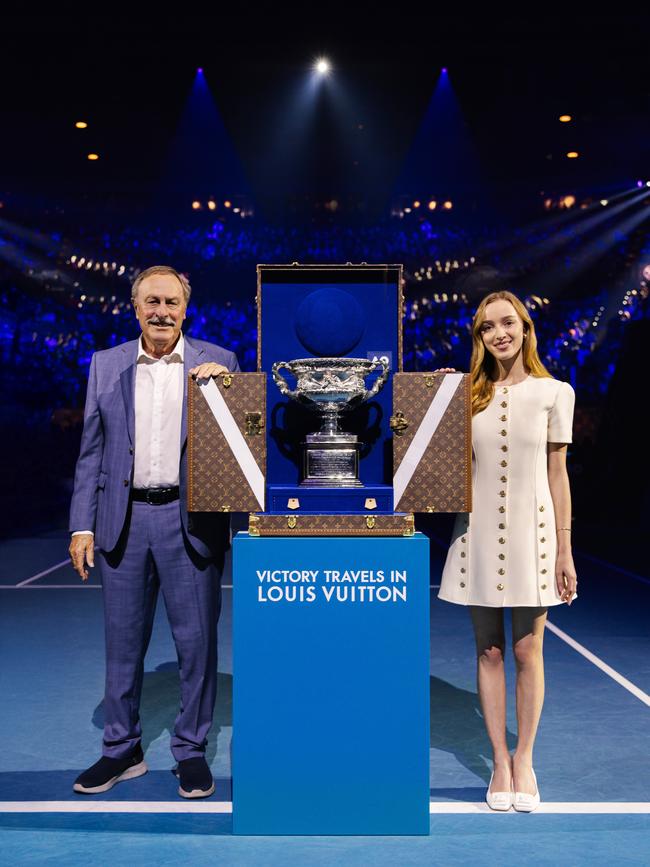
272,357,389,486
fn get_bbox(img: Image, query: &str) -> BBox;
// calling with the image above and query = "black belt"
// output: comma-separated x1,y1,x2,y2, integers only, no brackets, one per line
132,486,180,505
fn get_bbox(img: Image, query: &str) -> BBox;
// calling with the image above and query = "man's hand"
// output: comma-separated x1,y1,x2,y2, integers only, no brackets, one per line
69,533,94,582
190,362,230,380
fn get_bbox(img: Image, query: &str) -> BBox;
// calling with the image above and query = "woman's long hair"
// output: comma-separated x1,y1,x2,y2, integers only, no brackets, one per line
470,291,552,416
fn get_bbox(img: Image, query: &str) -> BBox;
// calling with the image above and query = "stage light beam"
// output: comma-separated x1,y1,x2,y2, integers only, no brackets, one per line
315,58,331,75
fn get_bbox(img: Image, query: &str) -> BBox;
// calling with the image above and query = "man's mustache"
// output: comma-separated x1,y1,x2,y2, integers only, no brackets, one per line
147,317,175,327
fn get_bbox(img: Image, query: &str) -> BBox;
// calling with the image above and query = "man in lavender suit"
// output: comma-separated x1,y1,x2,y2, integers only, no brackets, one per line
69,265,239,798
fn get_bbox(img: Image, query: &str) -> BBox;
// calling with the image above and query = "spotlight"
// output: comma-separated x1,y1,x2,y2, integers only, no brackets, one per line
413,200,420,208
442,200,453,210
566,151,579,159
600,199,608,206
315,58,330,75
75,121,88,129
224,200,231,208
428,200,437,210
207,200,216,210
191,200,201,210
559,115,572,123
87,153,99,160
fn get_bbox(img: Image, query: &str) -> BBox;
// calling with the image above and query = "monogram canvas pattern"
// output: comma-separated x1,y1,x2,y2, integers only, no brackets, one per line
393,373,472,513
188,373,267,512
249,513,415,537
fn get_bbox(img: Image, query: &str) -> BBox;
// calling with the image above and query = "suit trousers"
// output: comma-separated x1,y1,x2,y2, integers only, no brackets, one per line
98,499,222,762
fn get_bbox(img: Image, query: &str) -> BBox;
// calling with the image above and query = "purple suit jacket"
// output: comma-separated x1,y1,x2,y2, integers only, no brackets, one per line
69,334,240,558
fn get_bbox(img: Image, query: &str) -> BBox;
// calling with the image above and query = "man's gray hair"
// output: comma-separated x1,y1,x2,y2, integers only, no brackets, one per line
131,265,192,305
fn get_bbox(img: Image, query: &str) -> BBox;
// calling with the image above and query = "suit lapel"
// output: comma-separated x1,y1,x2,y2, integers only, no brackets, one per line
182,335,204,450
119,340,139,444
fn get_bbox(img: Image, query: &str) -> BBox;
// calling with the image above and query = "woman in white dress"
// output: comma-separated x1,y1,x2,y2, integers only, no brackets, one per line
437,290,577,812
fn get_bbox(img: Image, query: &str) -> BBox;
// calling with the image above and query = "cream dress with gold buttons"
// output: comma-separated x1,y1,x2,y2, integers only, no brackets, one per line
438,375,575,608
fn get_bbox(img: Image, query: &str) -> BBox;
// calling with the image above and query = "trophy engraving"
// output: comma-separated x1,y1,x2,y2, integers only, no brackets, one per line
272,357,390,487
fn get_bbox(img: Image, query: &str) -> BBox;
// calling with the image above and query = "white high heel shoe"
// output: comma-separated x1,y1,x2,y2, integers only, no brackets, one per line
486,770,513,811
513,767,540,812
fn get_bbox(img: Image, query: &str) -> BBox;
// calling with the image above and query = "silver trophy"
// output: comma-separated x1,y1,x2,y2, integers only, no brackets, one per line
272,357,390,487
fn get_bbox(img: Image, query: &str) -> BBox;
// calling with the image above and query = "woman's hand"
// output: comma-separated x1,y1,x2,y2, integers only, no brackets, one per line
432,368,457,374
555,550,577,605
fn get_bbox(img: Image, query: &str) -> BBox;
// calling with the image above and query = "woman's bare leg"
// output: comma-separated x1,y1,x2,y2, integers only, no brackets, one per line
469,606,511,792
511,606,547,795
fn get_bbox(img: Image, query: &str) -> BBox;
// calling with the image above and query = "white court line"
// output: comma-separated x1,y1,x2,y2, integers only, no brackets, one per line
0,800,231,814
0,800,647,815
546,620,650,707
14,559,70,587
430,802,650,814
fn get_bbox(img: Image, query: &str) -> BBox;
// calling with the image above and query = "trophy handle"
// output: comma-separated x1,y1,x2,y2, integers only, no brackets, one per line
272,361,298,398
363,358,390,401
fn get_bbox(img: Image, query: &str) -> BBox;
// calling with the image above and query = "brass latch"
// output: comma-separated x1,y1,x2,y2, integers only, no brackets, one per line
245,411,264,436
249,514,260,536
424,374,436,388
221,373,233,388
389,411,409,436
365,516,376,529
287,515,297,529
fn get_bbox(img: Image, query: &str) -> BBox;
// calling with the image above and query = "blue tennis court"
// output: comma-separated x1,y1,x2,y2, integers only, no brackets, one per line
1,530,648,865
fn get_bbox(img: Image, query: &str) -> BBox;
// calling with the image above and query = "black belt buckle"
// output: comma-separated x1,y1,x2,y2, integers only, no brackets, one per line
145,488,167,505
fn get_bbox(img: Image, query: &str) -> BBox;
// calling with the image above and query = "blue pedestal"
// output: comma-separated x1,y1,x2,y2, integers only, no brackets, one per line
232,532,430,835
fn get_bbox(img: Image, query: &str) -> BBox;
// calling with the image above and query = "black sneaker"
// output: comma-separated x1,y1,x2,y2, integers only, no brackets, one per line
73,746,148,794
173,757,215,799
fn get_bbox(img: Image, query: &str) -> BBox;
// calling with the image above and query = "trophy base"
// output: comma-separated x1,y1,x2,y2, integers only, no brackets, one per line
301,433,362,488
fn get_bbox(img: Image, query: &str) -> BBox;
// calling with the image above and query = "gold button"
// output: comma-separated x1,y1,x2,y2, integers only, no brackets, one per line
500,460,508,467
497,569,505,576
460,567,466,573
498,553,505,560
460,582,466,588
497,582,504,589
501,401,507,408
461,536,466,543
539,522,545,528
539,505,545,512
499,490,506,497
541,569,547,574
541,553,546,559
498,537,505,544
500,415,507,422
500,475,507,482
501,445,508,452
500,430,507,436
541,583,547,590
498,523,505,529
499,506,505,513
460,551,466,558
540,537,546,543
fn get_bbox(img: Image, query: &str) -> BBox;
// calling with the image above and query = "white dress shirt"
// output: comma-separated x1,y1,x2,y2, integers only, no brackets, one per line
133,332,185,488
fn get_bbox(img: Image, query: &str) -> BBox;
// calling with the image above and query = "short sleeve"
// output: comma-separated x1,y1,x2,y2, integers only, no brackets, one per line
547,381,575,443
